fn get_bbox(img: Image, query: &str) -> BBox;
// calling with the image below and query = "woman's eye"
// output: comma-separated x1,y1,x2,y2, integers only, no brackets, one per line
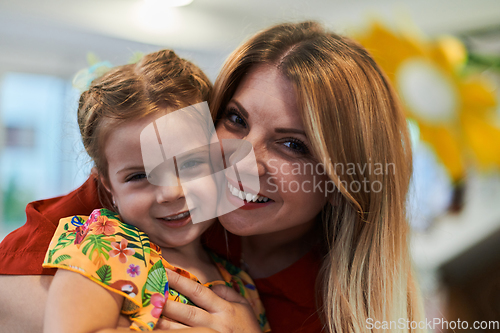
127,173,146,182
282,139,309,155
225,108,247,128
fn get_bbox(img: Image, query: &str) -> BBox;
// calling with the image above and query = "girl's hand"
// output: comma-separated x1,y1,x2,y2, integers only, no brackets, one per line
157,269,262,333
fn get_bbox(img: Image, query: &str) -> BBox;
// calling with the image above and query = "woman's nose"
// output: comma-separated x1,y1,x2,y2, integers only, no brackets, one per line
235,135,267,177
155,183,184,204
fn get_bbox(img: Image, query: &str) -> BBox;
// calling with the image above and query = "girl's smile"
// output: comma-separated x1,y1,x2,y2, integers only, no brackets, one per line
102,111,217,250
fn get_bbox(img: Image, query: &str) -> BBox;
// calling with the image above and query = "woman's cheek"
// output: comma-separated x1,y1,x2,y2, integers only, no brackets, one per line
274,162,331,203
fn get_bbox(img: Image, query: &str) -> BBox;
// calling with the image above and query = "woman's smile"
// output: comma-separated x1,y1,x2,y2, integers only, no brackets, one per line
215,64,329,236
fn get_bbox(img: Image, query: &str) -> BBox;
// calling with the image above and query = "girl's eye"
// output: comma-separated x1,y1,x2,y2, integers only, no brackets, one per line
282,139,310,155
225,108,247,128
126,173,146,182
180,160,202,170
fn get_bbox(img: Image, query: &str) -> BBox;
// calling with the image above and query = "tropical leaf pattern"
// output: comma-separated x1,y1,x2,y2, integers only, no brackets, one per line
43,208,269,332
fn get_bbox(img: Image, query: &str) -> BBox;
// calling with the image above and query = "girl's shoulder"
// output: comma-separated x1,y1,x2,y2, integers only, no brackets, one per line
43,208,169,330
43,208,160,303
54,208,153,247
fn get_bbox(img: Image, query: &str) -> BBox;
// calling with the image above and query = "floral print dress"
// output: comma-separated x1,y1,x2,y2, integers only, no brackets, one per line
43,208,270,332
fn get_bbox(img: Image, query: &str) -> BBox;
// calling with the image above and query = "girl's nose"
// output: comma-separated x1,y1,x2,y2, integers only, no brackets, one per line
155,183,184,204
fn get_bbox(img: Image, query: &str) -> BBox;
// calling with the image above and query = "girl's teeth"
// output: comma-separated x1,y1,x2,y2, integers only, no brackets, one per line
164,211,189,221
227,182,270,203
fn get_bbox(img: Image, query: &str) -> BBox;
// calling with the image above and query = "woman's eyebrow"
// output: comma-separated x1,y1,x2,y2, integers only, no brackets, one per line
230,100,249,119
275,128,307,136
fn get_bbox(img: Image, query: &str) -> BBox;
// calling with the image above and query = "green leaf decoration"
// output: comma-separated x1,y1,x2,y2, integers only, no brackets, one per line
47,249,55,263
52,231,76,254
64,223,69,231
96,265,112,284
118,227,140,237
80,234,112,261
142,291,151,307
99,209,121,220
236,280,246,297
145,260,167,294
170,289,194,305
53,254,72,265
132,253,145,262
115,233,140,243
114,226,150,267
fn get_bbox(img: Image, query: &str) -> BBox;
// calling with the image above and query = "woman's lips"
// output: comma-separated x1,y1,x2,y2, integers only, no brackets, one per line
225,181,273,210
226,179,270,202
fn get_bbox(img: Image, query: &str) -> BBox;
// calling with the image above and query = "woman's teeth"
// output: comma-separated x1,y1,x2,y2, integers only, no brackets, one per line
227,182,270,203
162,211,190,221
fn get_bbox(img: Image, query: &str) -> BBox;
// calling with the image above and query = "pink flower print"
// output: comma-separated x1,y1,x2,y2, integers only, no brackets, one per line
150,293,166,318
109,239,135,263
127,264,140,277
91,216,119,235
74,224,90,245
88,209,101,223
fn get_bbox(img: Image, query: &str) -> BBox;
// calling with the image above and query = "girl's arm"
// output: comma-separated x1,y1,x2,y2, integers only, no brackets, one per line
44,269,124,333
45,269,218,333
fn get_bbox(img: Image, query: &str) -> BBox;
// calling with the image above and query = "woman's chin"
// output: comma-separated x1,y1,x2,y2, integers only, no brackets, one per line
218,214,263,236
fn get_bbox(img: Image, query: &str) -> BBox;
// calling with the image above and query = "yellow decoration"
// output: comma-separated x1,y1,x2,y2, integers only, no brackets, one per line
355,22,499,181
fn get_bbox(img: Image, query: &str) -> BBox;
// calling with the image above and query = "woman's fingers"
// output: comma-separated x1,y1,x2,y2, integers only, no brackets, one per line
155,317,190,330
162,297,213,327
166,269,226,312
209,285,248,305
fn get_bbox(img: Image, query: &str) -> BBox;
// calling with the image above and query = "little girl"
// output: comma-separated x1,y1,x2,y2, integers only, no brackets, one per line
42,50,269,332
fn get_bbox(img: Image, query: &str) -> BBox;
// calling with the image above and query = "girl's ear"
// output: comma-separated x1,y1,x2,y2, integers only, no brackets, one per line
93,168,111,193
100,176,111,193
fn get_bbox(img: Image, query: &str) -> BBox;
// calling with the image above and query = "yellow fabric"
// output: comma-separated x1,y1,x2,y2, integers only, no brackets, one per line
43,208,270,332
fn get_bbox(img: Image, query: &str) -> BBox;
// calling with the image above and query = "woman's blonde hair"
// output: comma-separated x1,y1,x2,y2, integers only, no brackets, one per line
211,21,424,333
77,49,211,207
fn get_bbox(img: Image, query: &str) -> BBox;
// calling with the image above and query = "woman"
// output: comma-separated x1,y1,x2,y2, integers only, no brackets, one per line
0,21,423,332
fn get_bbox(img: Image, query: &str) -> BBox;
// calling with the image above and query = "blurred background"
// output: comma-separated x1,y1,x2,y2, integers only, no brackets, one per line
1,0,499,331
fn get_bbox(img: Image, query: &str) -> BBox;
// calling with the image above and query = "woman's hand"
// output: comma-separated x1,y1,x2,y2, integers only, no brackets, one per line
156,269,262,333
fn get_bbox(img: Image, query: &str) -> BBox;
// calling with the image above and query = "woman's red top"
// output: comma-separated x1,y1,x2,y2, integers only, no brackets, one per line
0,176,325,332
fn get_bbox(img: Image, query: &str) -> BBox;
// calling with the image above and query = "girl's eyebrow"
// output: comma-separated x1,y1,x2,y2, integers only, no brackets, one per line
116,166,145,175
